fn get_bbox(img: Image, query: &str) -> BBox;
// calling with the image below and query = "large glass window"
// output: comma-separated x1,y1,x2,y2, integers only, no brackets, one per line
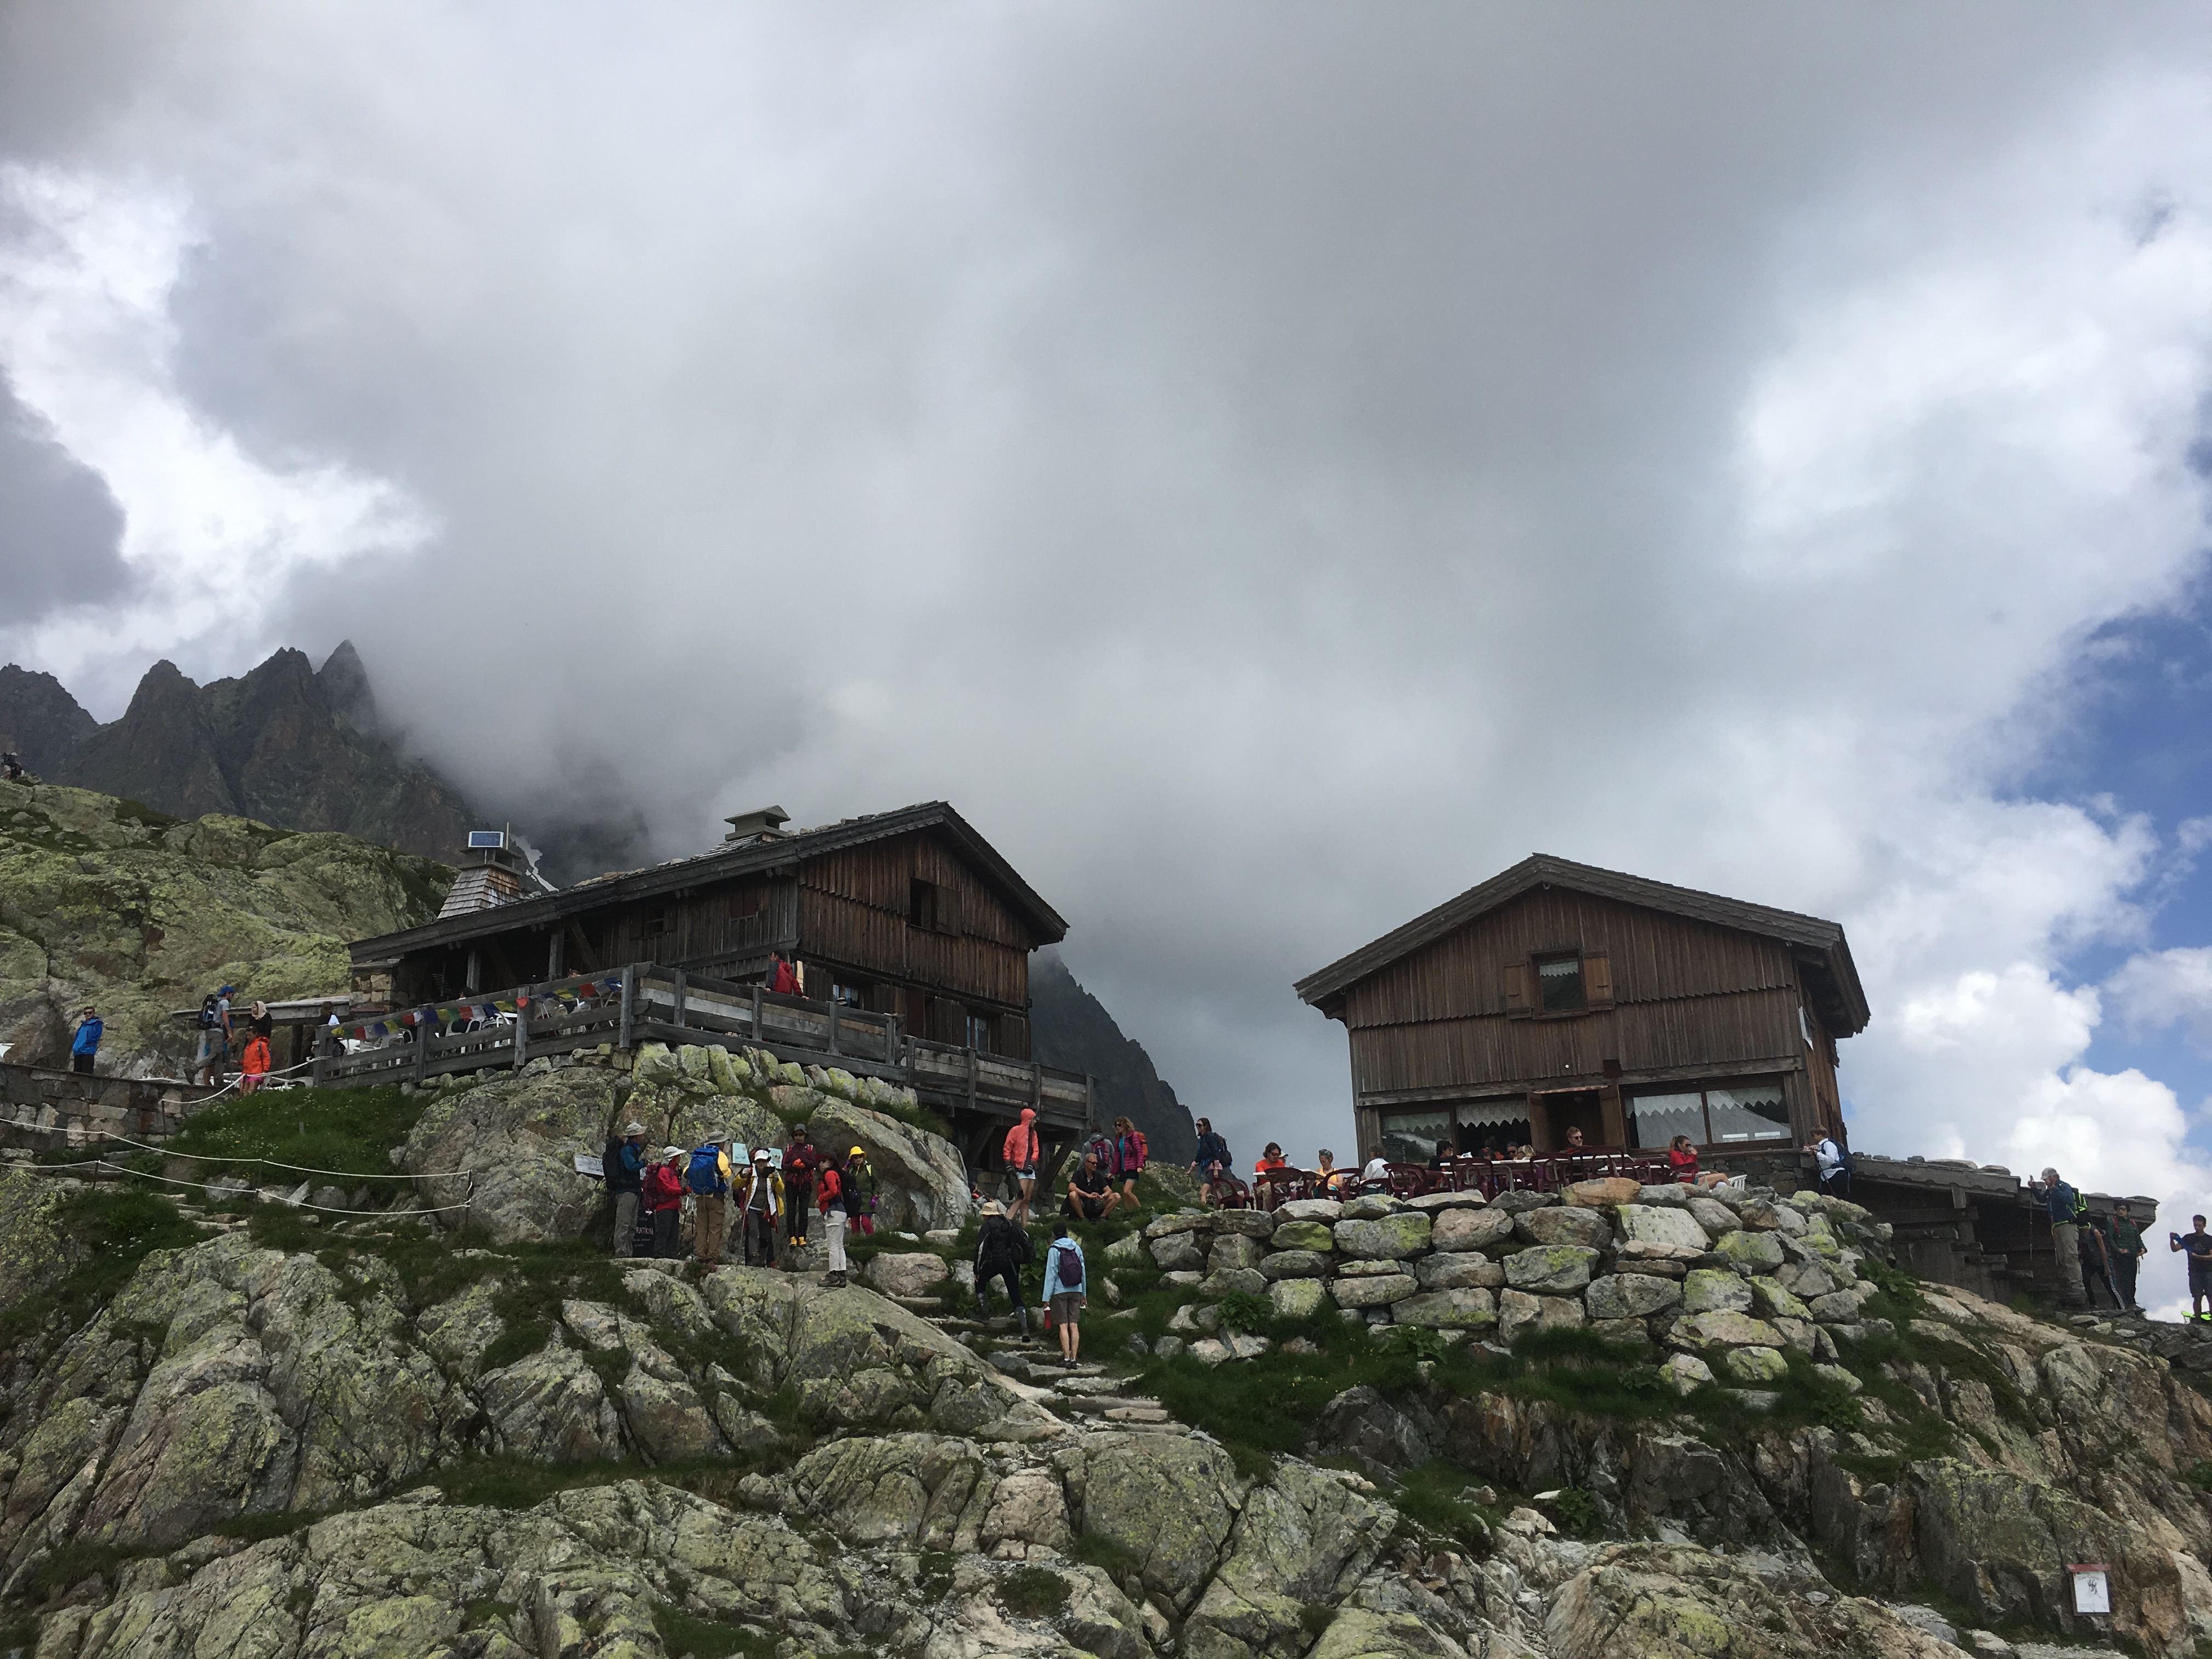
1379,1108,1452,1165
1536,955,1586,1013
1625,1081,1791,1147
1627,1091,1706,1150
1706,1084,1790,1142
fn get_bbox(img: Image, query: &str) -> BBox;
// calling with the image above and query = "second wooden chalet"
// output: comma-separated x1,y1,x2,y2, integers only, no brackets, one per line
1293,854,1870,1175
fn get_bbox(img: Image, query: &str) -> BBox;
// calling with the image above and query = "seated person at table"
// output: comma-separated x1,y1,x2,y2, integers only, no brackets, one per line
1357,1156,1392,1194
1254,1143,1293,1194
1563,1127,1588,1151
1314,1149,1349,1195
1064,1150,1120,1222
1669,1135,1700,1183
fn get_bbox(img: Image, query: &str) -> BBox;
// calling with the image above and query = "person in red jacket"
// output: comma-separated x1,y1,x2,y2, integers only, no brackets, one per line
769,952,800,996
817,1155,850,1287
1003,1107,1042,1226
644,1147,687,1258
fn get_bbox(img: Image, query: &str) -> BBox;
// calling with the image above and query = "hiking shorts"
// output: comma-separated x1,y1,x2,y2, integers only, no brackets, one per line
1013,1165,1037,1180
1049,1293,1082,1327
2191,1259,2212,1296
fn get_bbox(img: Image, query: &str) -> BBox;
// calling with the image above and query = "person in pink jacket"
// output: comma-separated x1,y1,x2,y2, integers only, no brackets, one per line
1003,1107,1042,1226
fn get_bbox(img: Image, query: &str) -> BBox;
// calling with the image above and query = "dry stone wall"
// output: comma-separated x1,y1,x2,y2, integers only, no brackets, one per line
1143,1178,1891,1397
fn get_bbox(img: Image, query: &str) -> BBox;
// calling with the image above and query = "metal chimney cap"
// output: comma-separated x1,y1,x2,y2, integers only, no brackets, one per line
723,805,793,841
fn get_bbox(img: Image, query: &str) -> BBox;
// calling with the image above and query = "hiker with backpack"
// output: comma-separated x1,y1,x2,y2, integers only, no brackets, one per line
1042,1222,1086,1368
739,1148,785,1268
1112,1115,1148,1210
1807,1132,1853,1200
602,1121,648,1256
845,1147,878,1235
1191,1117,1230,1206
2034,1167,2090,1308
817,1151,851,1287
193,987,233,1086
1004,1108,1042,1227
645,1146,687,1257
783,1125,819,1254
974,1199,1032,1335
687,1132,735,1268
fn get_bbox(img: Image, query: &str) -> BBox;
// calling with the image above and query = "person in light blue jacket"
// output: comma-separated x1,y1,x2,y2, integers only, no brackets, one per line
1042,1223,1086,1368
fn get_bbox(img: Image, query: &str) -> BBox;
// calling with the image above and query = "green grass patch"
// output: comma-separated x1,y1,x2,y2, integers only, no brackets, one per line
1389,1459,1500,1553
652,1602,777,1659
0,1185,204,1350
164,1084,425,1184
999,1566,1071,1618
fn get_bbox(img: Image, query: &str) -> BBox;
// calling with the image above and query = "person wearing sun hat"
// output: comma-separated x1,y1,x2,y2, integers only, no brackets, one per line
645,1146,687,1259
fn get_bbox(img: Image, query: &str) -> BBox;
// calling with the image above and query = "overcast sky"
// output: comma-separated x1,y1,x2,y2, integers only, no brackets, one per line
8,3,2212,1305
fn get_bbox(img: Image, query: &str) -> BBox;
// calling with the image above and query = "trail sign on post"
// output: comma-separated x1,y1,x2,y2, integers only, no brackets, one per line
2070,1565,2111,1615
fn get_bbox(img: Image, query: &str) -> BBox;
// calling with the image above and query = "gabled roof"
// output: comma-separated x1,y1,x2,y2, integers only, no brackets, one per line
1293,853,1870,1036
351,800,1067,960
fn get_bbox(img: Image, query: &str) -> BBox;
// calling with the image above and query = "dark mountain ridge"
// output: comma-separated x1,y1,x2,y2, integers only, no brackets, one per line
1029,950,1198,1164
0,642,475,860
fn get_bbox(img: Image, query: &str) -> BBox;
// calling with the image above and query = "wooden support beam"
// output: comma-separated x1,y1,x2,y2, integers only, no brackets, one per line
672,969,688,1032
619,965,636,1051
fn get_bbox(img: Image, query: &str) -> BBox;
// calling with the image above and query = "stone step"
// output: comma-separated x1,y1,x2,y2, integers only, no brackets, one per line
1103,1405,1171,1423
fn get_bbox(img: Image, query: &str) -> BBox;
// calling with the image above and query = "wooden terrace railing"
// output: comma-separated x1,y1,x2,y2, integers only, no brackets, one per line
314,963,1094,1129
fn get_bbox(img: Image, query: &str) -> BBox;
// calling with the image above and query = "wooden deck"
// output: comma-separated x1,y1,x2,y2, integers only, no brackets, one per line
313,964,1094,1131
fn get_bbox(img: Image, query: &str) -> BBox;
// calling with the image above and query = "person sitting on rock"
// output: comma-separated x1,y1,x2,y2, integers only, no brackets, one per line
739,1148,784,1268
973,1199,1031,1335
1064,1149,1118,1223
645,1147,687,1258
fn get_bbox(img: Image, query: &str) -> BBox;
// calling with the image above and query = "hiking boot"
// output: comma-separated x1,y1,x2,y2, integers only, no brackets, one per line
823,1271,848,1288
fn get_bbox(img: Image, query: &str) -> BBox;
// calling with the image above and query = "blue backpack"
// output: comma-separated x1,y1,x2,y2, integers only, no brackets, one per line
686,1146,724,1195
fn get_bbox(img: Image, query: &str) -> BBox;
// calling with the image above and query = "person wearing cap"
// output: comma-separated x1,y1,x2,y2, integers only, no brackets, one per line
740,1148,786,1269
645,1146,688,1258
194,985,236,1087
974,1199,1031,1335
606,1120,650,1257
691,1131,735,1268
845,1146,877,1235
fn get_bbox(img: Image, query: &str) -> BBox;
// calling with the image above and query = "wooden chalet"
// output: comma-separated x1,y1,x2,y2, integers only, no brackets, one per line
1293,854,1870,1173
340,803,1094,1162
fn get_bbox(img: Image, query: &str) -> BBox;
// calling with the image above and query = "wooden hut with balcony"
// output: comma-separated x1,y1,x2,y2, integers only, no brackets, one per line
1293,854,1869,1178
340,802,1092,1166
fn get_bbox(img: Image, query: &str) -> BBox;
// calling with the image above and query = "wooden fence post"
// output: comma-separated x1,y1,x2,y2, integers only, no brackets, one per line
827,999,840,1056
513,989,531,1071
619,965,636,1052
672,969,687,1033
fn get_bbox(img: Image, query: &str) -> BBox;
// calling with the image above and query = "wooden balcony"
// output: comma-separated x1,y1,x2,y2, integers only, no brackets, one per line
314,963,1093,1131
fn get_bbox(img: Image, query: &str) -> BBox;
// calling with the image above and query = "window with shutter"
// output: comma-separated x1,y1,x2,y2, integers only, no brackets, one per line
1582,952,1613,1008
1503,961,1533,1014
1535,954,1586,1013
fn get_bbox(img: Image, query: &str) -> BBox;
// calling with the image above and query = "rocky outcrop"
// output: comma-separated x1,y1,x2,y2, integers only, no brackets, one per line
404,1040,972,1244
1028,951,1197,1166
0,783,449,1072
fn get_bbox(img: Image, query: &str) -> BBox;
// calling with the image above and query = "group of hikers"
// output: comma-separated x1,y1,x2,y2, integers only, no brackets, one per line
602,1119,876,1287
2037,1165,2157,1313
185,987,290,1092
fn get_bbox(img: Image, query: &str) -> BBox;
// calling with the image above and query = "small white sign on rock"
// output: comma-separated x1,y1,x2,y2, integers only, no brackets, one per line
2070,1564,2111,1615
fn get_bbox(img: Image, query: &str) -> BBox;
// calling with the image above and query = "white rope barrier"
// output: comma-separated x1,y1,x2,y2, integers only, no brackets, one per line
92,1131,474,1182
20,1157,478,1217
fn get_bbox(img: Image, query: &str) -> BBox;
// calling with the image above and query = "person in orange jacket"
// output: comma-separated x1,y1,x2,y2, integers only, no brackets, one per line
238,1031,273,1094
1003,1107,1042,1226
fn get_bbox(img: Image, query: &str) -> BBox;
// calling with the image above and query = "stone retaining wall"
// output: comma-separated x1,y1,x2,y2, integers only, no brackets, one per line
1127,1175,1897,1393
0,1060,215,1152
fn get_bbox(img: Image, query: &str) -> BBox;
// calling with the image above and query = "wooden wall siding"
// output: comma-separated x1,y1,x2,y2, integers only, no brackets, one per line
1347,985,1805,1097
800,834,1032,951
589,880,799,972
1338,889,1800,1031
798,888,1030,1009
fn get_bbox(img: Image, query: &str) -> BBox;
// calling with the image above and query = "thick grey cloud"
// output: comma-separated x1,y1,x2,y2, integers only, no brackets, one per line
4,4,2212,1246
0,373,126,614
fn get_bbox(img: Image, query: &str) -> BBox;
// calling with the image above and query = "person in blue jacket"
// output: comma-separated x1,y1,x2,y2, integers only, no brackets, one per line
1042,1222,1087,1368
70,1007,101,1075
